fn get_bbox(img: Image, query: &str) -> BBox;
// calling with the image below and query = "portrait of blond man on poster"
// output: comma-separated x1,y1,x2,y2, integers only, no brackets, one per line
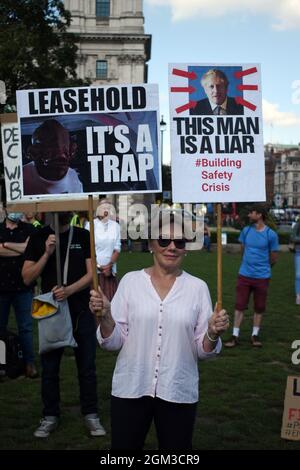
190,67,244,116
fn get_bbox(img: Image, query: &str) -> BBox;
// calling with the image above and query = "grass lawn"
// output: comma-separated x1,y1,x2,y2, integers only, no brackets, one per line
0,251,300,450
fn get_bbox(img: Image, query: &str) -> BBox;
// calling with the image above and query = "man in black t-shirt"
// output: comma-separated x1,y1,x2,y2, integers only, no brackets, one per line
0,211,37,378
22,212,106,439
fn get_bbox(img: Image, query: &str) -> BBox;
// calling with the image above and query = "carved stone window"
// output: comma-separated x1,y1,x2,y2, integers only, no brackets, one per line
96,0,110,18
96,60,108,79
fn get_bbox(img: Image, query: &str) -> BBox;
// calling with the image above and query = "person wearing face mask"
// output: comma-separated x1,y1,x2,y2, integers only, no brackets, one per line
22,212,105,439
22,119,83,195
0,210,38,378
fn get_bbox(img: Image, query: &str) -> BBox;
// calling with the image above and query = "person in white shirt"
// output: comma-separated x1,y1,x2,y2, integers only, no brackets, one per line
23,119,83,195
89,212,229,450
86,201,121,301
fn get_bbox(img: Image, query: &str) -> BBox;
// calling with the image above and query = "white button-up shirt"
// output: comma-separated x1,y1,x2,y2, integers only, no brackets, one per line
86,218,121,274
97,270,221,403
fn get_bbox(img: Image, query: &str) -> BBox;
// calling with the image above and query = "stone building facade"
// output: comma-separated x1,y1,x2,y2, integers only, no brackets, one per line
273,149,300,207
64,0,151,85
64,0,153,213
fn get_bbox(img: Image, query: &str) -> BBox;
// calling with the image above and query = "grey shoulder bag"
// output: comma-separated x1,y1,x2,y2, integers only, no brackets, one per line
32,226,78,354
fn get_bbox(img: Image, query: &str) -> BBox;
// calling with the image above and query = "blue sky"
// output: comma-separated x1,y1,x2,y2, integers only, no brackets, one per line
144,0,300,163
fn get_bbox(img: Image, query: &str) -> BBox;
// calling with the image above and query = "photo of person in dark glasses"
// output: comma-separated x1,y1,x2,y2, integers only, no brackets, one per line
22,119,83,196
89,211,229,450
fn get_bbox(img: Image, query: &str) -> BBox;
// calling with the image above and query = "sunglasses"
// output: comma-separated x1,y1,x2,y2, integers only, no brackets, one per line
157,237,186,249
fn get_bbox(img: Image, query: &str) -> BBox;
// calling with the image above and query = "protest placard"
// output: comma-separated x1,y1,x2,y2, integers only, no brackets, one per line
15,84,161,200
1,114,22,203
281,376,300,441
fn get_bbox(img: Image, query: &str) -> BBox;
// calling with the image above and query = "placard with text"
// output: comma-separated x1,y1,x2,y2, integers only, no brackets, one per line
15,84,161,201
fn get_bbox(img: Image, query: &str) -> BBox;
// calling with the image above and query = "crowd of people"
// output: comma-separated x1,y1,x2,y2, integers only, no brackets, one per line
1,202,292,450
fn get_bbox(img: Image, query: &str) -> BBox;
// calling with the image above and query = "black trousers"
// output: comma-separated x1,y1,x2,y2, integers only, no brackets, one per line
111,395,197,450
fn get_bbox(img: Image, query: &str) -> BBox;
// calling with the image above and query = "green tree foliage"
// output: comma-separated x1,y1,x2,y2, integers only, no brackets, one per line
0,0,85,105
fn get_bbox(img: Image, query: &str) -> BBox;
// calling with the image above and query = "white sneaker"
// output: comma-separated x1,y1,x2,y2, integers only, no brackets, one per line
84,414,106,437
34,416,58,438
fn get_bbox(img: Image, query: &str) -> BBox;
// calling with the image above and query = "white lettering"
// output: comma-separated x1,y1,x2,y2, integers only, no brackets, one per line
115,125,130,153
136,124,153,152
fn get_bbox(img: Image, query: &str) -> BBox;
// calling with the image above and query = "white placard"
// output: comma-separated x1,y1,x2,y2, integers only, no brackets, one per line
1,120,22,202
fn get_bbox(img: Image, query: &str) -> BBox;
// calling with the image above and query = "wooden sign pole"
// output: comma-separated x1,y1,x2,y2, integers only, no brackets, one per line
54,212,62,288
88,195,104,318
88,195,98,291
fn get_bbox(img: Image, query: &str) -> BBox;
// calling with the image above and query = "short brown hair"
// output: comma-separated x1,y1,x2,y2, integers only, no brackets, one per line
249,204,268,220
